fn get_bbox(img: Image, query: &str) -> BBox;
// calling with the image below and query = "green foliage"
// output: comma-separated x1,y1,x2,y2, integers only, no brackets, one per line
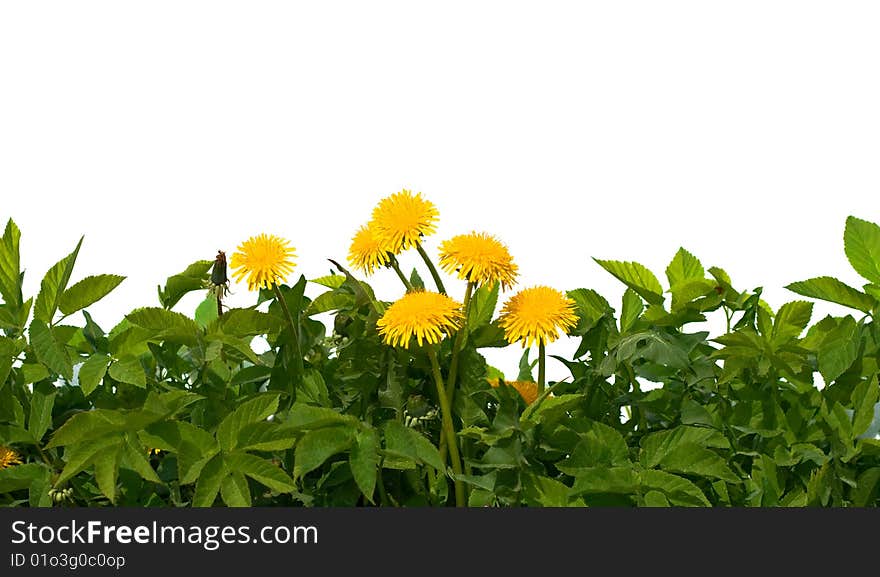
3,214,880,508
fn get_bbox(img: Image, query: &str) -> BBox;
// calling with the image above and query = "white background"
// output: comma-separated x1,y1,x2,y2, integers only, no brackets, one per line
2,2,878,382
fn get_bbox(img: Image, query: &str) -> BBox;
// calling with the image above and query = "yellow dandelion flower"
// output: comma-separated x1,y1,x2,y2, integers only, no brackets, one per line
348,223,394,275
377,291,463,349
371,189,439,253
488,378,539,405
498,286,578,348
230,233,296,291
438,231,518,290
0,445,22,470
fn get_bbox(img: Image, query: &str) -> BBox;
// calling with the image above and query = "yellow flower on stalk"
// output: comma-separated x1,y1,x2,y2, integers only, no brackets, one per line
371,189,439,253
230,233,296,291
438,231,518,290
488,378,539,405
498,286,578,348
0,445,22,470
348,223,394,275
377,291,463,348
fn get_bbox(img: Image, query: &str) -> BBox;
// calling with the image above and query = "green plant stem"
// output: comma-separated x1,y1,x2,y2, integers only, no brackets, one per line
538,341,546,394
427,347,465,507
388,255,414,291
272,283,304,379
376,459,391,507
438,281,474,465
416,243,446,294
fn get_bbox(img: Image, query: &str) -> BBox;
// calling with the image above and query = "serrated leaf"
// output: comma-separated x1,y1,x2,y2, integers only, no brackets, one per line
193,453,227,507
56,436,123,485
220,471,252,507
567,288,612,333
28,381,57,442
93,443,121,503
845,216,880,284
78,353,110,397
108,356,146,388
29,319,73,380
59,274,125,315
47,408,165,449
593,259,664,304
285,403,353,430
33,236,83,323
0,463,49,493
383,420,445,471
570,467,638,496
0,336,16,388
236,421,300,452
655,443,738,483
0,219,23,313
666,247,704,287
852,376,879,438
158,260,213,310
214,309,283,337
125,307,201,342
121,434,162,483
640,469,711,507
818,316,860,383
468,282,499,331
225,451,296,493
293,426,356,478
785,276,875,313
620,288,643,332
771,301,812,345
194,295,219,328
305,291,356,316
217,393,281,452
310,274,345,289
350,429,379,502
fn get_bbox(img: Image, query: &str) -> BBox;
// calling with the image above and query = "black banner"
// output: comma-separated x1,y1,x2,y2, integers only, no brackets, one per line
0,508,875,574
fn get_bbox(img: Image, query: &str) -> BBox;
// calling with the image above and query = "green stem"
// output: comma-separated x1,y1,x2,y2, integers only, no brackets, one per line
438,281,474,464
416,243,446,294
272,283,305,380
427,347,465,507
388,254,414,291
538,341,546,395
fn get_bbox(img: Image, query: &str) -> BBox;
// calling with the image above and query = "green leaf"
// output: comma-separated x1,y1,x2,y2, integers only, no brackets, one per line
310,274,345,289
0,219,23,313
78,353,110,397
567,288,612,333
217,393,281,452
517,348,535,382
0,336,16,389
47,408,165,449
639,469,711,507
523,474,575,507
0,463,49,493
29,319,73,380
620,288,643,332
108,356,146,388
125,307,201,342
56,436,123,485
593,259,664,305
640,426,727,469
194,295,219,328
58,274,125,315
93,443,121,503
785,276,875,313
570,467,638,496
225,451,296,493
771,301,812,344
158,260,213,310
285,403,352,430
193,454,227,507
350,429,379,502
654,443,738,483
852,376,879,438
666,247,704,287
845,216,880,284
305,291,356,316
220,471,252,507
383,421,445,471
121,434,162,483
468,282,499,331
215,309,282,337
818,316,860,383
852,467,880,507
293,426,356,478
28,381,57,442
235,421,300,452
33,237,83,323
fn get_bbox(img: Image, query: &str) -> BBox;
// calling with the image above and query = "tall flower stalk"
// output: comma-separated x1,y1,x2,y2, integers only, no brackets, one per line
376,290,466,506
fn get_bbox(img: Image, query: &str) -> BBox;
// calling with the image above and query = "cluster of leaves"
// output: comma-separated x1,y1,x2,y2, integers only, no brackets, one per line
1,216,880,507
